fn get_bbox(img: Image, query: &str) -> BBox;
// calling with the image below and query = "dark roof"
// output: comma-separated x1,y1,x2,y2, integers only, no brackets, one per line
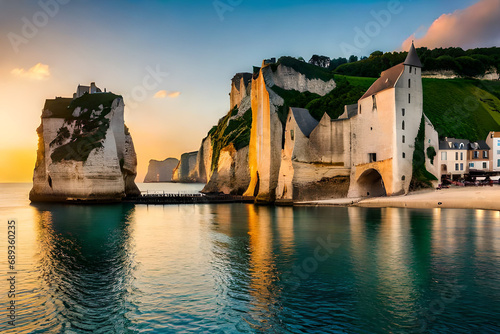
291,107,318,137
439,138,470,150
468,140,490,150
361,63,404,99
404,42,422,68
345,104,358,119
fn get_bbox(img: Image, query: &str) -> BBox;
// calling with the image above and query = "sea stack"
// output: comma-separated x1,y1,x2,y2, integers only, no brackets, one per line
29,83,141,202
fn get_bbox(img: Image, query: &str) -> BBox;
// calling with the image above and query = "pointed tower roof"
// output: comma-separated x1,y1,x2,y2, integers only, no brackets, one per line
404,42,422,68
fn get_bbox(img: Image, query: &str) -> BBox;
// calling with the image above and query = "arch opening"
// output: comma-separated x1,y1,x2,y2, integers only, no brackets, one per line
357,169,386,197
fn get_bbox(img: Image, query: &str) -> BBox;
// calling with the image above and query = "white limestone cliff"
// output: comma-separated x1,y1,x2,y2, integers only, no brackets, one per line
144,158,179,182
30,94,140,202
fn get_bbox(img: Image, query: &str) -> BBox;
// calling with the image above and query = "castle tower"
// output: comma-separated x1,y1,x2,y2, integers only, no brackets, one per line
348,42,423,197
394,42,423,194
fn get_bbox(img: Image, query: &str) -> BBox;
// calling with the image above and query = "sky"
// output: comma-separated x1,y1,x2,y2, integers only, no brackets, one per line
0,0,499,182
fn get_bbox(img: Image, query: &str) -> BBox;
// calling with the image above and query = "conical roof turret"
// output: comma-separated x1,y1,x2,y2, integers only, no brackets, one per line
404,41,422,68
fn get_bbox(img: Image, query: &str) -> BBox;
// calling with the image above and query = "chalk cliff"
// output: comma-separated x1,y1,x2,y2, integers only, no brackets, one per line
188,57,336,198
172,151,199,183
30,90,140,202
144,158,179,182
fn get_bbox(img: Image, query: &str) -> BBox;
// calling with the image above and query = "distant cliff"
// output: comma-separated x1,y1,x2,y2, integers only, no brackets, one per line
172,151,199,183
30,90,140,202
144,158,179,182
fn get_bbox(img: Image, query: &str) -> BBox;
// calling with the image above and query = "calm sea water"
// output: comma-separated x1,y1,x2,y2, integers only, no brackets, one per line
0,183,499,333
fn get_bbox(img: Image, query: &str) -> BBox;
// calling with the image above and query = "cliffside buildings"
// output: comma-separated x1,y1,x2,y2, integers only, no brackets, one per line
268,43,424,202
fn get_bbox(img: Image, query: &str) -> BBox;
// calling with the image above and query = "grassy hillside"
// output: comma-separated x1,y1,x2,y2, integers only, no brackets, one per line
422,78,500,140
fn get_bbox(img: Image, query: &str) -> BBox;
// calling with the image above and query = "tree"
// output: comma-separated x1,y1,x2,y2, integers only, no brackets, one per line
349,55,358,63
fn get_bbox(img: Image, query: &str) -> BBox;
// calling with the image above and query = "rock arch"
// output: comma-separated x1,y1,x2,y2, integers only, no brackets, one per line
356,168,387,197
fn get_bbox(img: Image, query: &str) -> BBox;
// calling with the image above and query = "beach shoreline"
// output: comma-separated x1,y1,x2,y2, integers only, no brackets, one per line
296,186,500,211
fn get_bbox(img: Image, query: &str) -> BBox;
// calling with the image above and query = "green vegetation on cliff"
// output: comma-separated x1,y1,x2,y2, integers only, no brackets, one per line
422,78,500,141
208,106,252,171
50,93,121,163
305,77,367,120
271,56,335,82
334,47,500,78
411,116,438,190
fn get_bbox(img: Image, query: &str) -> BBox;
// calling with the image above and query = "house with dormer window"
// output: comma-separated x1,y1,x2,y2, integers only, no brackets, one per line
467,141,490,172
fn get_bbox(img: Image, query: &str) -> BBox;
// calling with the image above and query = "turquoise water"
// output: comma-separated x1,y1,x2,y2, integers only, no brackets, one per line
0,183,499,333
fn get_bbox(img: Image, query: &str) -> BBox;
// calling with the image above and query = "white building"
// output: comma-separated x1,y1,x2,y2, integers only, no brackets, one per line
437,138,469,180
486,131,500,171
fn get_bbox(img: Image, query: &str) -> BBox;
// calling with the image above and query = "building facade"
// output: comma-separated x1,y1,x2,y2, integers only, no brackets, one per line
486,131,500,171
467,141,490,172
437,138,469,180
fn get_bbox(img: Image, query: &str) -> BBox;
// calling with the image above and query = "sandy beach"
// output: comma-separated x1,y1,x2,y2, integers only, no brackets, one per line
298,186,500,211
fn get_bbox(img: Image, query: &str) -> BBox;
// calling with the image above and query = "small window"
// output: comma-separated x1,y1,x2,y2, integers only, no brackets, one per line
369,153,377,162
441,152,447,160
474,151,479,159
402,152,406,158
402,135,405,143
455,152,459,160
497,150,500,155
483,151,488,158
401,175,406,181
414,67,417,74
402,108,405,116
408,79,411,88
455,163,459,171
402,121,405,130
409,66,412,73
460,152,463,160
469,163,474,168
483,162,487,169
497,159,500,167
460,163,464,171
372,95,377,110
408,94,411,104
290,130,294,141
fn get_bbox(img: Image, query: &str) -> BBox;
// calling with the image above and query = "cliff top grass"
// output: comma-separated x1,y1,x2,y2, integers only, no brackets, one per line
44,92,121,119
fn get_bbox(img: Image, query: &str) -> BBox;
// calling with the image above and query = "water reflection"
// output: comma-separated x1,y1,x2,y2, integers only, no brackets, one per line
32,203,136,333
2,198,496,333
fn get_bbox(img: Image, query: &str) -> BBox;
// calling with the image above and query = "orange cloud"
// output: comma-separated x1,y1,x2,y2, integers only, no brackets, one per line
11,63,50,80
402,0,500,50
154,90,181,99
